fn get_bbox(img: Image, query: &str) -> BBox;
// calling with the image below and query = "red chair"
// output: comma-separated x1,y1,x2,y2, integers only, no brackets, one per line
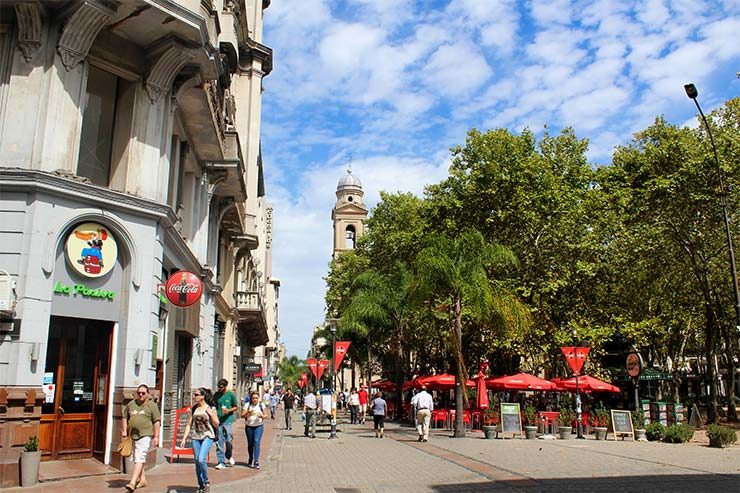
448,410,471,430
431,409,448,429
538,411,559,435
470,410,483,430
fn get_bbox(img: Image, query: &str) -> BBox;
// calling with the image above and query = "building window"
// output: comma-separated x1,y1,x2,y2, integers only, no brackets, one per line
77,65,118,186
345,225,356,249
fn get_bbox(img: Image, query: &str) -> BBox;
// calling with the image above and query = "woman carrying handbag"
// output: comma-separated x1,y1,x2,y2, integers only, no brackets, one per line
181,388,220,493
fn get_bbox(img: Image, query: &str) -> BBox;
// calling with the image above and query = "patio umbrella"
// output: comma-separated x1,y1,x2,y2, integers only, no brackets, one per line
557,375,620,393
475,371,489,409
414,373,475,391
371,379,397,391
485,372,557,391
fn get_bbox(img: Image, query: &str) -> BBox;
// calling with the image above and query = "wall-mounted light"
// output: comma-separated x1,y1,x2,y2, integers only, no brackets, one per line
30,342,40,362
134,349,142,366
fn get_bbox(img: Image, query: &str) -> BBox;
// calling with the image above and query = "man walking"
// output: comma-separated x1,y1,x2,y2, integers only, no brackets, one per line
282,388,296,430
269,390,280,420
357,385,368,424
214,379,239,469
411,385,433,442
122,384,160,492
303,390,318,438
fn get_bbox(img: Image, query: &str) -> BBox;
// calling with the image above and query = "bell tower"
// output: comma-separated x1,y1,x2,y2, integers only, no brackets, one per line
332,167,368,259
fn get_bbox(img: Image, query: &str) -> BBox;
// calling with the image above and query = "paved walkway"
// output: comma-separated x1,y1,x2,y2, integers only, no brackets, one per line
214,416,740,493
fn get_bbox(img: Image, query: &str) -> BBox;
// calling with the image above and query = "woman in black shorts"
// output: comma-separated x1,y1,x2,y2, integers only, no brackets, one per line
370,391,387,438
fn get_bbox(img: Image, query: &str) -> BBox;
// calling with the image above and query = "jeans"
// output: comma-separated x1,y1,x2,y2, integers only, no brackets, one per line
284,408,293,429
216,422,233,465
349,405,359,424
304,409,317,437
245,424,264,465
269,405,276,419
192,437,213,487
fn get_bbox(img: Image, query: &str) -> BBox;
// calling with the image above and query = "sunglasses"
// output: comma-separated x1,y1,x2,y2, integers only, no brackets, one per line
193,393,202,397
137,391,147,395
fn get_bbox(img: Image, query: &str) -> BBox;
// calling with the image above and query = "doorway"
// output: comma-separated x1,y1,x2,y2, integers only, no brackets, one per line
40,317,113,461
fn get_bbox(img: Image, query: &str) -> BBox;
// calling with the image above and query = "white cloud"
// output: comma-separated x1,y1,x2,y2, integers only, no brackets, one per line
422,42,493,97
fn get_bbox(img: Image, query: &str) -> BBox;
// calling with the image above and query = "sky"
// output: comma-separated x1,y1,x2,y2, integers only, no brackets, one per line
259,0,740,357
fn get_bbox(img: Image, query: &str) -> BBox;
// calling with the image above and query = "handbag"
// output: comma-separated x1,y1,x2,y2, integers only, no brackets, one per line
117,433,133,457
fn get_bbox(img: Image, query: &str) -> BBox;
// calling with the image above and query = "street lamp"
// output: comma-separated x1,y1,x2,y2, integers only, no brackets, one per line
327,319,338,439
684,83,740,335
572,328,585,439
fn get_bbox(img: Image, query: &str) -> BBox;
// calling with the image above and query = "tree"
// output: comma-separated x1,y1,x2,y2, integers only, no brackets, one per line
275,355,307,390
415,230,522,437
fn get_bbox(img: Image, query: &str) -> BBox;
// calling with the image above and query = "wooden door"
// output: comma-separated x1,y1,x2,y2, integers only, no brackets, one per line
40,317,112,460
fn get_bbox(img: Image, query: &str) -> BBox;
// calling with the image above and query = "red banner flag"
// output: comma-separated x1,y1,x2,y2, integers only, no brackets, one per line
317,359,330,381
561,346,590,375
334,341,352,372
297,372,308,389
307,358,318,379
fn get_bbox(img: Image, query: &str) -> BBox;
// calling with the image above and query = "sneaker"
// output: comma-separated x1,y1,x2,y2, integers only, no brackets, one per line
254,463,260,470
246,462,253,468
215,463,226,470
228,457,236,466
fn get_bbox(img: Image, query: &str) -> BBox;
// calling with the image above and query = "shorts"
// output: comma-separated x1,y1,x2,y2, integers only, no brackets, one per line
360,403,367,413
373,414,385,429
132,436,151,464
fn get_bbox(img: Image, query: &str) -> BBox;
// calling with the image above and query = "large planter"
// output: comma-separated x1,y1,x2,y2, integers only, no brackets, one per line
20,451,41,487
482,425,497,439
524,426,538,440
594,427,608,440
635,429,647,442
558,426,572,440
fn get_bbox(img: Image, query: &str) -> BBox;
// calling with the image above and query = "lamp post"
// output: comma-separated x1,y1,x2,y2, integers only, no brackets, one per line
327,319,338,439
572,328,584,439
685,83,740,334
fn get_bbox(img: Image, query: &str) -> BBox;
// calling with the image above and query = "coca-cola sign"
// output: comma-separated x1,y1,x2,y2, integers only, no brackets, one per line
165,271,203,307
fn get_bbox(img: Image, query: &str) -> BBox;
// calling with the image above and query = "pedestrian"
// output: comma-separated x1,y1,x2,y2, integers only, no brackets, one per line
241,391,266,469
303,390,318,438
213,379,239,469
281,388,296,430
262,388,271,409
370,390,387,438
411,384,433,442
357,385,368,424
348,387,360,424
269,390,279,419
180,388,219,493
121,384,160,492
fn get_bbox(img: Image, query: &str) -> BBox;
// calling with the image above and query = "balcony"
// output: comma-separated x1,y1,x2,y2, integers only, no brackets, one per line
236,290,268,347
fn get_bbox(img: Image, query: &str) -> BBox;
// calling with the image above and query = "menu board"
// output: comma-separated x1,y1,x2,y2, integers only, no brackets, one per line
500,403,522,435
610,410,634,440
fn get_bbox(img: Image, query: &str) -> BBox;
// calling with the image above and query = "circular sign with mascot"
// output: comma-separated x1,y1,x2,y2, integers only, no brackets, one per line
65,222,118,278
165,271,203,307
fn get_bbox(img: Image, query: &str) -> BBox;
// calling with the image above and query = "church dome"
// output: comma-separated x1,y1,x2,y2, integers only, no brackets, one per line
337,167,362,190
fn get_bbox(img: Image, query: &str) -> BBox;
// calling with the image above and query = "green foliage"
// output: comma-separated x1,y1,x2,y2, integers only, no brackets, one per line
275,356,307,390
663,423,694,443
706,424,737,447
645,422,665,441
558,406,575,426
483,406,498,425
632,409,646,430
590,403,610,428
24,436,39,452
523,404,537,426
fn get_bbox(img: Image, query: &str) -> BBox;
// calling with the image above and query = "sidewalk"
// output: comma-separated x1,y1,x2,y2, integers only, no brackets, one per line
4,413,282,493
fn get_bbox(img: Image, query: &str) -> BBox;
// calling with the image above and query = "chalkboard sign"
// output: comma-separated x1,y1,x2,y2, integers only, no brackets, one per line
500,403,522,436
610,410,634,441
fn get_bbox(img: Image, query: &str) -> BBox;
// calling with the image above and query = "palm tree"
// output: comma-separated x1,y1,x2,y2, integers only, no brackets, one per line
275,355,307,390
415,229,520,437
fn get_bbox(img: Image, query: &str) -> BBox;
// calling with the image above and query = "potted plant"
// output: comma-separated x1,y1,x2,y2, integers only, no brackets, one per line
20,435,41,487
632,409,647,441
558,406,575,439
707,424,738,448
591,404,610,440
523,404,538,439
482,406,498,439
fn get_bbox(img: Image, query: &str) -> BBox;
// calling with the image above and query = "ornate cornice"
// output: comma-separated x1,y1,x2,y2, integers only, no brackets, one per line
14,3,44,63
145,39,196,103
57,0,118,71
238,39,272,76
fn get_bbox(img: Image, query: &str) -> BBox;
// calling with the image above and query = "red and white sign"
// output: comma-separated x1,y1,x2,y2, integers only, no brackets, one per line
165,271,203,307
307,358,318,379
317,359,330,381
561,346,590,375
297,372,308,389
334,341,351,372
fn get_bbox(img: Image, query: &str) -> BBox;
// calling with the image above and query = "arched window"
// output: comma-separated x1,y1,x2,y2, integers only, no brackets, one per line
345,225,356,249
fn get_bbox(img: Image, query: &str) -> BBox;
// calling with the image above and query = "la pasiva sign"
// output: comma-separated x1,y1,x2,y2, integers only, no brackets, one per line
54,281,116,300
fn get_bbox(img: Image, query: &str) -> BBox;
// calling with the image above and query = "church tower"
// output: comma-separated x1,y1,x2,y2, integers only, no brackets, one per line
332,167,368,259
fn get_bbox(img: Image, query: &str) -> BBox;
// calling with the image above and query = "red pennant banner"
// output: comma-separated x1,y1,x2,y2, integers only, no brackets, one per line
334,341,352,372
561,346,590,375
318,359,330,381
307,358,318,379
297,372,307,389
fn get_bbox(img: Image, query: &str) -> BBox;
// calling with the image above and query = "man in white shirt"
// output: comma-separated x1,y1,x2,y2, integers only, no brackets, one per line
411,385,434,442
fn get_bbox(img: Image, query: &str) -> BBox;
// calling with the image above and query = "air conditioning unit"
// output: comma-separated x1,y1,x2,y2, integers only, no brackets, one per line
0,269,17,324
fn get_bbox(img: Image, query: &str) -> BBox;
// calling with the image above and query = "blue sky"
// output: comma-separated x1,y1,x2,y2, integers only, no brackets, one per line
260,0,740,357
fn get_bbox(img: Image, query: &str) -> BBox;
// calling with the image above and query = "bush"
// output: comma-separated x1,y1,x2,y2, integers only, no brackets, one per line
558,406,575,426
590,404,610,428
645,422,664,441
632,409,646,430
523,405,537,426
663,424,694,443
24,436,39,452
707,424,737,448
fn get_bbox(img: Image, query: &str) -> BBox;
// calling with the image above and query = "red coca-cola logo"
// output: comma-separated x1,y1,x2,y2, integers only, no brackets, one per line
165,271,203,307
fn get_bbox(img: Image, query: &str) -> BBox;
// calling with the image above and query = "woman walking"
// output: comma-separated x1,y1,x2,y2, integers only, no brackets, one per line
242,391,266,469
370,391,387,438
181,388,219,493
348,387,360,424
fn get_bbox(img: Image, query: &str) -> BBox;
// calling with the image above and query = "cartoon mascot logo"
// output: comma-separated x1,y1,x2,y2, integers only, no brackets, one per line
65,222,118,278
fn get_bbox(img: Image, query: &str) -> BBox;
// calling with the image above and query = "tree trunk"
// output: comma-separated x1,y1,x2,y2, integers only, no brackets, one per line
395,321,405,422
453,297,466,438
704,307,719,424
721,323,738,421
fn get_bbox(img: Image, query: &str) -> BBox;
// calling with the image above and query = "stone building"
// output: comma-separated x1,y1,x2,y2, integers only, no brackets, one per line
0,0,279,482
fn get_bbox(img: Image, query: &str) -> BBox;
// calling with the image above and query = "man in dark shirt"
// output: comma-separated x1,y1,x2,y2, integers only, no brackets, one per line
282,388,296,430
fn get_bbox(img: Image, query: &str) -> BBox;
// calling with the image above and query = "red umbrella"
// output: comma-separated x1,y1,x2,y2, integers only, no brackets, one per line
413,373,475,390
371,379,397,391
475,371,489,409
556,375,620,393
485,372,557,391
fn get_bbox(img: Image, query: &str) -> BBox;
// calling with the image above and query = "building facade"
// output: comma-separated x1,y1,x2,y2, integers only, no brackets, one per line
0,0,278,481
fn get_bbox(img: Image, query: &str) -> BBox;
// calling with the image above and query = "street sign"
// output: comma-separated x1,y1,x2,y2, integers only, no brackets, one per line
243,363,262,374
